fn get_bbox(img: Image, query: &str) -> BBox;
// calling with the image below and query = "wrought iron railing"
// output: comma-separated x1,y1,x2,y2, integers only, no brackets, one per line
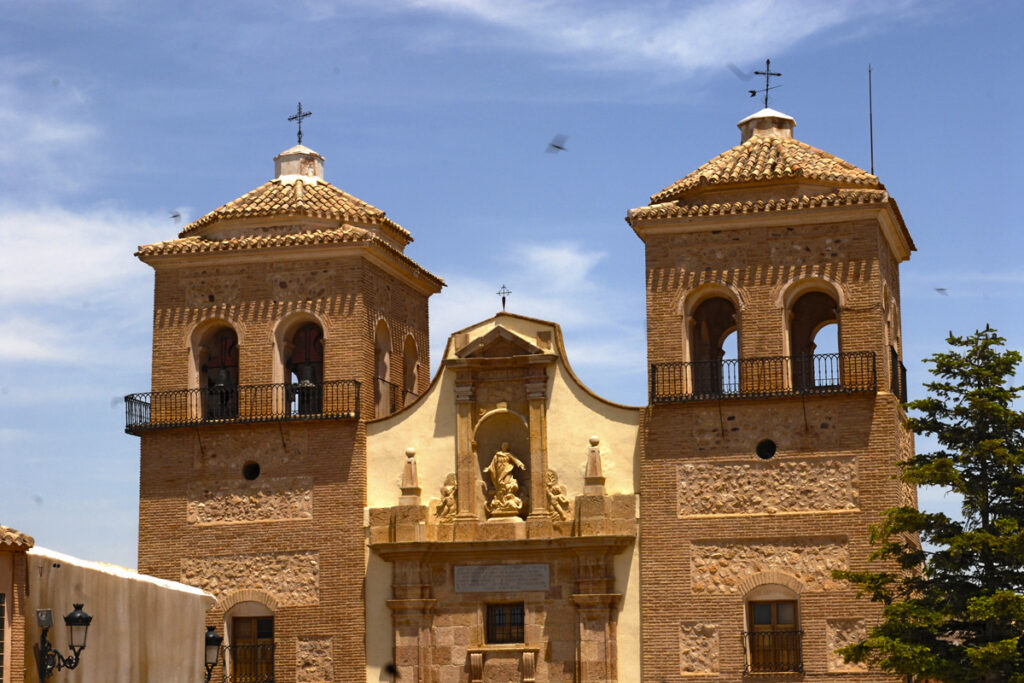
124,380,360,433
743,630,803,673
650,352,876,403
224,643,274,683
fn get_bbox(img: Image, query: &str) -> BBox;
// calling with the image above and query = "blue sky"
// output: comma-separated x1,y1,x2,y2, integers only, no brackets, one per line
1,0,1022,568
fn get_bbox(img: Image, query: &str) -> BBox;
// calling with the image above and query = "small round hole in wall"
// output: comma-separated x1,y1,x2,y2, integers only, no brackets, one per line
755,440,777,460
242,461,261,480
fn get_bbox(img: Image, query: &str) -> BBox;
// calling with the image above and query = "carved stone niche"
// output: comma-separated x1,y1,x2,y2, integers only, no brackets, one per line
475,411,532,518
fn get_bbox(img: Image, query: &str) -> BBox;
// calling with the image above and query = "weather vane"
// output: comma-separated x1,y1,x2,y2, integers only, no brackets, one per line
749,59,782,108
288,102,312,145
497,284,511,312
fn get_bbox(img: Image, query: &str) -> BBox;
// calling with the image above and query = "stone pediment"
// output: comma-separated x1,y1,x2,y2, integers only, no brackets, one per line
454,326,544,359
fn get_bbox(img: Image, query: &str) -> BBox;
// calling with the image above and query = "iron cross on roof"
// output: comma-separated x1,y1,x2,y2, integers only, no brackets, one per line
288,102,312,145
750,59,782,108
497,285,511,312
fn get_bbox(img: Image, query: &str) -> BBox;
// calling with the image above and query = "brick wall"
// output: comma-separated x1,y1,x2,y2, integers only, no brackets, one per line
640,211,908,680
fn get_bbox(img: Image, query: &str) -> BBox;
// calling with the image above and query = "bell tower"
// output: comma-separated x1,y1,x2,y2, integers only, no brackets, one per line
630,108,915,679
128,143,442,681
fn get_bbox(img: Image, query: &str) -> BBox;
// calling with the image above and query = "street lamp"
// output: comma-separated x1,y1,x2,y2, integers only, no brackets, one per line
36,603,92,679
204,626,223,682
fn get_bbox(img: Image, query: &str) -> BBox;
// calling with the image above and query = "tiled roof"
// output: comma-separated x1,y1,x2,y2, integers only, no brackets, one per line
137,227,445,289
1,524,34,550
629,189,891,222
179,178,411,242
650,136,880,204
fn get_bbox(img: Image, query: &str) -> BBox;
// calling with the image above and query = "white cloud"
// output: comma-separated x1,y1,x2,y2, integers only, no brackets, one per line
384,0,914,73
0,59,100,191
0,316,81,362
429,240,645,400
0,204,160,305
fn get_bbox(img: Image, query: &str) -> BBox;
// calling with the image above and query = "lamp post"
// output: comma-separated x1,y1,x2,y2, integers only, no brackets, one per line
36,603,92,679
204,626,223,682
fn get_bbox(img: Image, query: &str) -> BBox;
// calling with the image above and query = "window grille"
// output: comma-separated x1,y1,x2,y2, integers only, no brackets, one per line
486,603,525,644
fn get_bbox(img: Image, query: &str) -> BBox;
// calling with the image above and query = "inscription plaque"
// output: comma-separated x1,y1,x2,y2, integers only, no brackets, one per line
454,564,550,593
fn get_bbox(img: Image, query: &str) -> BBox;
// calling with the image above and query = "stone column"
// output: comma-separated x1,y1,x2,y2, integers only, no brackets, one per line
453,371,478,539
573,594,620,682
573,553,620,682
387,559,436,683
525,366,552,537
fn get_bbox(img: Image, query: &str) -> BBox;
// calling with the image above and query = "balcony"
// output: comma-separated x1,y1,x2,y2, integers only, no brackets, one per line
743,630,803,673
124,380,360,433
650,352,876,403
224,643,274,683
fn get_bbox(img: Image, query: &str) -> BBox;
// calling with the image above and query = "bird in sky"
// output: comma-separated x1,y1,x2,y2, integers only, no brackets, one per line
934,288,948,296
546,134,568,153
727,62,753,82
170,211,181,222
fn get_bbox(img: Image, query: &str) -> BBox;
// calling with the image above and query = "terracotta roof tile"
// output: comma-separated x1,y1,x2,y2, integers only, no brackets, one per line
137,227,444,289
1,524,34,550
650,136,879,204
628,189,891,222
179,178,411,243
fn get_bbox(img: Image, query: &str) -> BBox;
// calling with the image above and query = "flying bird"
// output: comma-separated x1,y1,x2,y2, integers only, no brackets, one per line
170,211,182,222
727,62,753,82
934,288,948,296
546,134,568,153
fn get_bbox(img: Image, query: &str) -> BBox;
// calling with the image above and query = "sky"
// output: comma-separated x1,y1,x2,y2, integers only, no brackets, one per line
1,0,1022,569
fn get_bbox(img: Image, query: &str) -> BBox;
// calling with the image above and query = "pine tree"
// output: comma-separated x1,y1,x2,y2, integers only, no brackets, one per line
836,327,1024,682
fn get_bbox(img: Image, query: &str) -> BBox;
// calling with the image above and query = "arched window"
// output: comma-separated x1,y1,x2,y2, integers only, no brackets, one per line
286,322,323,415
374,320,392,417
788,290,838,390
744,585,802,673
224,602,274,682
402,335,418,407
689,297,737,396
201,327,238,419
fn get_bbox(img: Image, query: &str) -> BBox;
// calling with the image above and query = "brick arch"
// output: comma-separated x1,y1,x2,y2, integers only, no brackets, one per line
737,571,806,597
774,276,846,310
217,588,279,613
677,282,747,317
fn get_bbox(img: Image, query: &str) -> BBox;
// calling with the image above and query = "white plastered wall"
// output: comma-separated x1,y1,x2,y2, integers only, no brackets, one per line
24,547,214,683
364,313,642,683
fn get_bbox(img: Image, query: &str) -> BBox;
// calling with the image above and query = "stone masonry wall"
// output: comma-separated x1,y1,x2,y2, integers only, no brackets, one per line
678,457,857,516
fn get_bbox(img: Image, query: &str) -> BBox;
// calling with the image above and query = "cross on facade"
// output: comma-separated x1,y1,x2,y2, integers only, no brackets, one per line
288,102,312,145
497,285,511,312
750,59,782,108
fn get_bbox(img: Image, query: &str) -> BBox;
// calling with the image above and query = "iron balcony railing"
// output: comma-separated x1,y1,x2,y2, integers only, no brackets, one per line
124,380,360,433
224,643,274,683
743,630,803,673
650,351,876,403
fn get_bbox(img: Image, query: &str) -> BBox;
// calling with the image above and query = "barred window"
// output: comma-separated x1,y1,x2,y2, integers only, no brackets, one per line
486,603,524,644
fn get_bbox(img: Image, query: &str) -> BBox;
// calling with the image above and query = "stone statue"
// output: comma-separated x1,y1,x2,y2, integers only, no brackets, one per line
435,473,458,522
483,442,526,516
545,469,571,521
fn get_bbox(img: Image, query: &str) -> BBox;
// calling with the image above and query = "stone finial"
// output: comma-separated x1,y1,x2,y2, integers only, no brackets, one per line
737,108,796,143
584,436,606,495
399,447,421,506
274,144,325,180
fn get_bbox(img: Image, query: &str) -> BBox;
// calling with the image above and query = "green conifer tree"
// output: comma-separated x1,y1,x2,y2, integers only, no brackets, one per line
836,327,1024,681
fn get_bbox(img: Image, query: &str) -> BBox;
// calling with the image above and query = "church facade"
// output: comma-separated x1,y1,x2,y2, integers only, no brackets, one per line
127,109,915,681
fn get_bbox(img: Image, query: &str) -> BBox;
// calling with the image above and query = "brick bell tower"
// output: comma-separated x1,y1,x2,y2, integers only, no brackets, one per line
629,108,916,680
127,142,442,681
